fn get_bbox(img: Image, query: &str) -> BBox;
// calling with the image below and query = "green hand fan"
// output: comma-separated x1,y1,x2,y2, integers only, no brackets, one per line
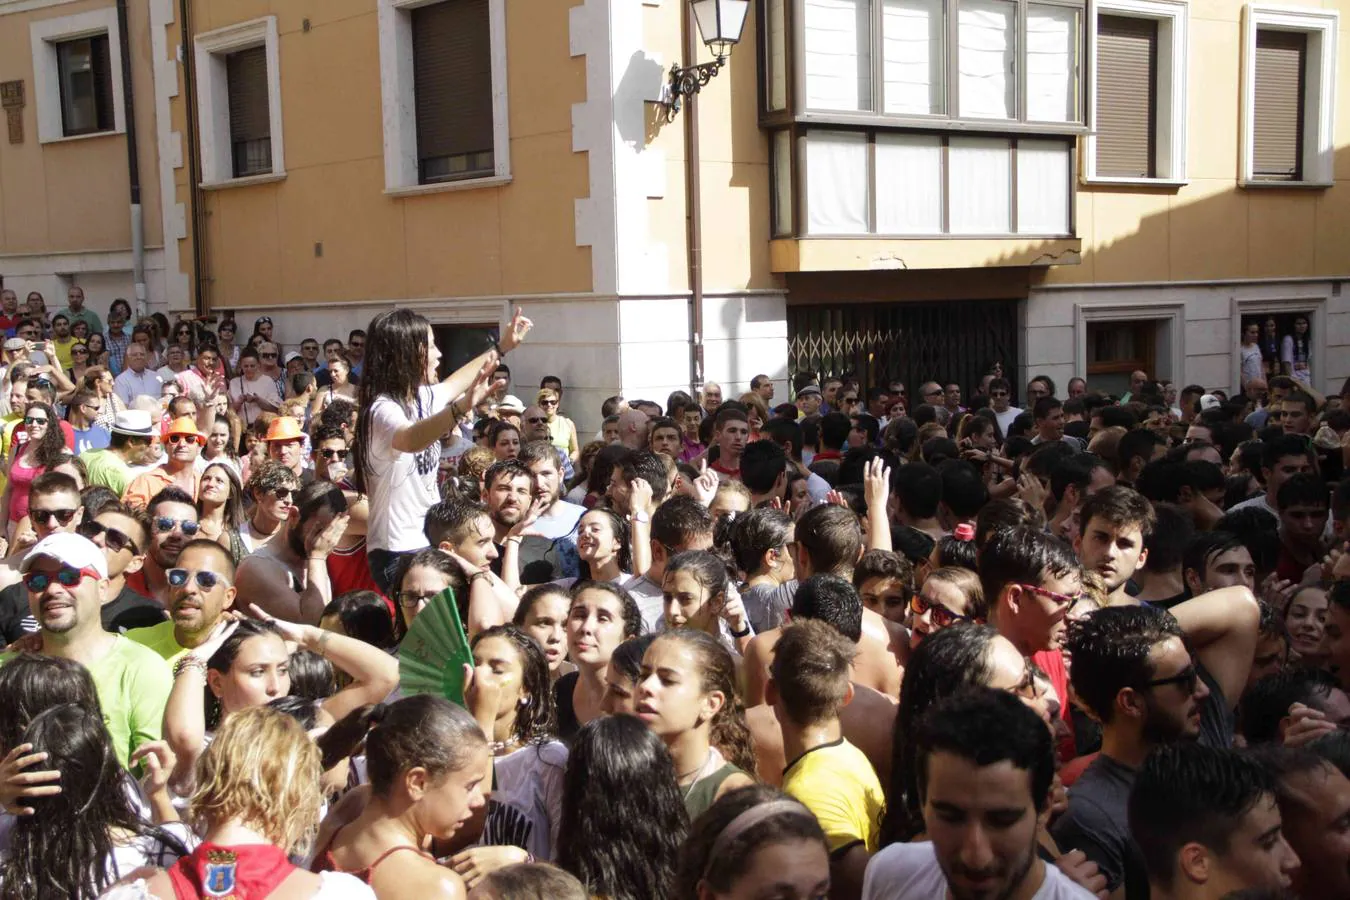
399,586,473,707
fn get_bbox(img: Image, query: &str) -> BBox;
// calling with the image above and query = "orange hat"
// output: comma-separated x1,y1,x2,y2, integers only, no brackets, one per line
164,416,205,444
264,416,304,442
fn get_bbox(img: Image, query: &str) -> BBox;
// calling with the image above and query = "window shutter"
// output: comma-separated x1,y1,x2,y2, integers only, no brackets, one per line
1095,15,1156,178
1252,29,1305,180
226,46,272,177
91,34,115,132
412,0,495,182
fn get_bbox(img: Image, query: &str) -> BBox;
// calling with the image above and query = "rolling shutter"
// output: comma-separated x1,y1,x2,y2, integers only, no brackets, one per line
412,0,495,182
1095,15,1156,178
1252,29,1305,180
226,46,272,177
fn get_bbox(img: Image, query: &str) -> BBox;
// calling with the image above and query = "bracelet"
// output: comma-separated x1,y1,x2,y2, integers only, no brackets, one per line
504,536,522,545
173,656,207,678
469,570,491,583
316,630,332,658
730,624,751,639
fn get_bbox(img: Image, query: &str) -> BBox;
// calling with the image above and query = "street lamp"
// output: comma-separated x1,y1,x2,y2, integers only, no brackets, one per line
661,0,750,121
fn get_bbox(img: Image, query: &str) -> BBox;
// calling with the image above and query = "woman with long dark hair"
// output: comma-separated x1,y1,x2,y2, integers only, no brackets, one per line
352,307,531,594
1,401,65,533
0,704,190,898
196,461,247,564
554,582,643,741
557,714,688,900
390,547,470,644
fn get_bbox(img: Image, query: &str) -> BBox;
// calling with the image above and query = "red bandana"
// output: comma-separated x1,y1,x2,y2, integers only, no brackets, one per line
168,842,296,899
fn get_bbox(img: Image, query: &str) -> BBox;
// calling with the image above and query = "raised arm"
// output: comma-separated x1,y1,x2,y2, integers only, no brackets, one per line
1170,584,1260,709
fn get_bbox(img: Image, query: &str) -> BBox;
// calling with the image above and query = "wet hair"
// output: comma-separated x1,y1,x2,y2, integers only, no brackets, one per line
651,495,715,554
769,619,857,726
557,715,688,900
0,704,189,899
790,574,864,643
739,440,788,495
1182,530,1250,587
1309,730,1350,778
577,508,633,578
1239,668,1343,745
287,649,335,702
322,591,396,650
393,547,471,641
978,525,1079,606
1276,472,1328,512
1141,503,1195,573
914,688,1054,814
423,497,489,547
476,863,588,900
653,629,756,774
472,625,556,744
674,785,826,900
852,549,914,593
1067,605,1185,724
1130,744,1280,891
0,654,102,751
608,633,660,684
189,706,324,854
883,624,1004,844
664,550,730,619
1214,507,1281,576
569,581,644,640
938,460,988,520
730,507,793,575
513,583,573,627
269,695,320,732
891,462,942,520
936,533,978,570
1080,485,1156,539
619,450,670,506
335,695,488,799
353,308,435,493
204,619,288,727
926,566,989,621
974,498,1046,549
794,503,862,577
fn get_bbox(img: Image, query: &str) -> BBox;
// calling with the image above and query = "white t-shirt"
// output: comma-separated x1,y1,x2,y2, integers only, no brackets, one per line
533,500,585,541
994,406,1024,437
863,841,1095,900
366,383,453,552
481,740,568,862
229,373,282,426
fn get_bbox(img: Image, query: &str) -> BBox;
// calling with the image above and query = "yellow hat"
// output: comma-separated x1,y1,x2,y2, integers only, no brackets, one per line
265,416,305,442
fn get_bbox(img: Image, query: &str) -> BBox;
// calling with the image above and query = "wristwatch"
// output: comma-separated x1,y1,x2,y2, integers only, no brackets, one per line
630,511,651,524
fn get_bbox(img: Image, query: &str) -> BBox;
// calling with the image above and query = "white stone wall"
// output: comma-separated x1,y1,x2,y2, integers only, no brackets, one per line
1023,278,1350,398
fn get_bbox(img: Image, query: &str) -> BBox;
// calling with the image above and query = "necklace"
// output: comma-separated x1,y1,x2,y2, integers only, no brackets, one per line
678,750,715,801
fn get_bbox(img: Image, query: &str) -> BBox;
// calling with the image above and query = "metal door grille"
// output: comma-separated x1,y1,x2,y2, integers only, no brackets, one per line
787,299,1020,397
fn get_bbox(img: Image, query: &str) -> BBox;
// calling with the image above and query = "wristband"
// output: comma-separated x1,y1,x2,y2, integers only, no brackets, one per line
730,623,751,639
173,656,207,678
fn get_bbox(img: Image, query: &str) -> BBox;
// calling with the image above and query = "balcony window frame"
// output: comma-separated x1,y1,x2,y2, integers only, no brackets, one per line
1240,3,1337,189
1082,0,1188,186
194,16,285,189
29,7,127,145
377,0,511,197
759,0,1088,133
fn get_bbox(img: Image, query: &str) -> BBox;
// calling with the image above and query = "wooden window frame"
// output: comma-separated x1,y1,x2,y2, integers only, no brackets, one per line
194,16,286,189
1082,0,1188,186
55,33,115,138
378,0,511,196
225,45,272,179
29,6,127,145
1240,4,1337,189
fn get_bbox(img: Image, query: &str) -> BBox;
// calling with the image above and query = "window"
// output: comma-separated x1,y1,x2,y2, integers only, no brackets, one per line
55,34,114,137
1084,0,1187,183
194,17,285,186
1086,319,1158,395
1251,29,1305,180
226,47,271,178
786,0,1086,126
29,7,127,144
1241,5,1337,186
378,0,510,194
412,0,494,184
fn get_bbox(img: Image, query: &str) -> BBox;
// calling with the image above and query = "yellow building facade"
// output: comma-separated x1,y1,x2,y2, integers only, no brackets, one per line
1,0,1348,424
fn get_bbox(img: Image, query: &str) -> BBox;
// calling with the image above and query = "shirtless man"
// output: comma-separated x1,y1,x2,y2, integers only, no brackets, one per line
234,481,350,623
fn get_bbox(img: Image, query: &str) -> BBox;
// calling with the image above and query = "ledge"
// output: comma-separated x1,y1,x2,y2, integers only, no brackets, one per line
1239,180,1334,190
770,237,1083,272
384,174,512,198
199,172,287,191
1081,177,1189,189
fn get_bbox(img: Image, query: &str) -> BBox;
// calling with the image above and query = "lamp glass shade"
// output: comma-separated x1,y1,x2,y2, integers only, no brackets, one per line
692,0,750,56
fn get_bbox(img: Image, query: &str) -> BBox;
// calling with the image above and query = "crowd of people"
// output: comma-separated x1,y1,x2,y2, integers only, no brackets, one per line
0,293,1345,899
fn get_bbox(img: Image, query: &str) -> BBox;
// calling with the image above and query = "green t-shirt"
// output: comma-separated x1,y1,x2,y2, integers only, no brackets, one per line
0,637,172,768
125,619,190,666
81,448,132,496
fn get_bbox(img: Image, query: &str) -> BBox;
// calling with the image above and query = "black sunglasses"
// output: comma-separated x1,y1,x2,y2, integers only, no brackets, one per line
31,508,78,527
1144,665,1200,695
319,449,348,460
78,520,140,555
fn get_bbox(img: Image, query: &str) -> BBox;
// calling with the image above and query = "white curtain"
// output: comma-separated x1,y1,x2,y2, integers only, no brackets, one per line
1017,139,1070,233
1025,4,1077,121
883,0,945,114
804,0,872,110
806,131,870,233
958,0,1016,118
949,136,1011,232
773,131,794,235
769,0,788,110
875,133,943,233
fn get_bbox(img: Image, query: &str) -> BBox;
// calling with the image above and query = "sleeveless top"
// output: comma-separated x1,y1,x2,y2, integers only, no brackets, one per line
310,825,432,885
683,762,744,822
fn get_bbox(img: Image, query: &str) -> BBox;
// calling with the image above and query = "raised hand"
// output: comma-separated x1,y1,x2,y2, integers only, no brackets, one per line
306,512,351,558
692,460,719,507
0,743,61,816
499,308,534,353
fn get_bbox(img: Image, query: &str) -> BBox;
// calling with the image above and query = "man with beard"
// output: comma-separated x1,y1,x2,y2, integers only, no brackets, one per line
123,417,203,510
517,442,583,580
479,458,548,584
863,689,1094,900
0,472,86,640
520,407,574,481
0,532,171,767
234,481,350,623
264,415,312,483
126,487,199,604
1053,595,1259,899
1075,486,1155,607
1129,745,1300,899
127,539,237,665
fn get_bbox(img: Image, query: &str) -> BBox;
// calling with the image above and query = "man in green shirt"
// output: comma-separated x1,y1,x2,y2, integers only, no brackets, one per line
80,409,159,496
1,532,171,767
57,285,103,337
127,538,237,666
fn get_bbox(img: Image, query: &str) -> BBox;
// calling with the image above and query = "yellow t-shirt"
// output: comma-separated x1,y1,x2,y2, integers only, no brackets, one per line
125,619,190,666
52,336,78,371
782,738,885,854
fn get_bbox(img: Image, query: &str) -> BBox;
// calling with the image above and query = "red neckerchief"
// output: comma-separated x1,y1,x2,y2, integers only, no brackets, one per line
168,842,296,899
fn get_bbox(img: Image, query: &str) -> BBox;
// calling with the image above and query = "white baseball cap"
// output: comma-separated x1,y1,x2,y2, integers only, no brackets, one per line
20,533,109,580
1199,393,1222,411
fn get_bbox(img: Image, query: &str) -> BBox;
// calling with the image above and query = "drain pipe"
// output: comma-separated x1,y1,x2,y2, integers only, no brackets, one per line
682,0,705,397
115,0,145,315
178,0,207,316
